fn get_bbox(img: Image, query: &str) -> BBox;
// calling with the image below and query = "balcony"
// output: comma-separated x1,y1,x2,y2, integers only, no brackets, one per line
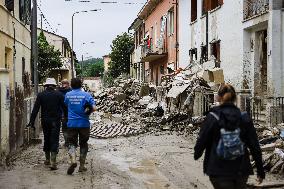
141,38,167,62
243,0,269,20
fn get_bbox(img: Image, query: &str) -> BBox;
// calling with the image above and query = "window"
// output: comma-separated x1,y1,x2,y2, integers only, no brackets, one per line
5,52,8,69
211,40,221,67
189,48,198,62
191,0,197,22
5,0,14,12
168,9,174,35
4,47,12,69
150,26,154,49
200,45,208,64
135,31,139,48
202,0,223,15
19,0,31,24
22,57,25,78
154,22,157,46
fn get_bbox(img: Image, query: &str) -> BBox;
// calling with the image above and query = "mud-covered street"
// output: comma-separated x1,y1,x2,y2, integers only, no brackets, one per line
0,131,283,189
0,132,212,189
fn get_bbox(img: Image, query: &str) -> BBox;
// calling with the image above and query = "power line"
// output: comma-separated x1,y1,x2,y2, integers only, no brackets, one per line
37,5,56,33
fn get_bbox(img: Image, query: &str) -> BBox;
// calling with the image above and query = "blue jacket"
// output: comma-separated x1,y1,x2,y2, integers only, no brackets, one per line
64,89,95,128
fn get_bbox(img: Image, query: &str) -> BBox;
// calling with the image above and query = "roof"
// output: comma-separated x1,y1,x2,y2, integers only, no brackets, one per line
38,28,67,40
128,17,143,31
138,0,162,19
38,28,71,50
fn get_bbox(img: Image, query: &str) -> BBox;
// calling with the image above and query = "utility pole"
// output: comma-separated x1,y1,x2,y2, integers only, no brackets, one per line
31,0,38,94
40,14,43,30
81,54,84,77
71,13,75,79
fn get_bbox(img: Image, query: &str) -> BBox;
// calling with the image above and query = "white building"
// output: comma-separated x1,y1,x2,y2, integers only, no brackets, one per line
37,29,73,83
180,0,284,98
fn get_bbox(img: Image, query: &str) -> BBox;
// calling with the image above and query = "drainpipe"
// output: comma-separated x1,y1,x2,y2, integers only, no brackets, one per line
206,11,209,61
12,21,16,92
174,0,179,69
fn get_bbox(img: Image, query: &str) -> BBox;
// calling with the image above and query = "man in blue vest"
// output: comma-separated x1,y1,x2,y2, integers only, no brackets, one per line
64,78,95,175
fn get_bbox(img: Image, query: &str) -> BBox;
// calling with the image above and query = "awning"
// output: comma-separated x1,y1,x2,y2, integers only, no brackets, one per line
141,53,167,62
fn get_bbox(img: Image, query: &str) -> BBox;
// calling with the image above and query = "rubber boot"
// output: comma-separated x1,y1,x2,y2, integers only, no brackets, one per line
44,151,50,165
67,146,77,175
78,152,87,172
50,152,58,170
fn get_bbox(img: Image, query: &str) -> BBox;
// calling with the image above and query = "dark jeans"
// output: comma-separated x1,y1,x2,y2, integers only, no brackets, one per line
42,119,61,153
67,128,90,153
210,176,248,189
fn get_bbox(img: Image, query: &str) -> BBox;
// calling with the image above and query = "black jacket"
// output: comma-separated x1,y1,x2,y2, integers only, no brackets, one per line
194,103,265,179
58,87,71,97
30,87,67,124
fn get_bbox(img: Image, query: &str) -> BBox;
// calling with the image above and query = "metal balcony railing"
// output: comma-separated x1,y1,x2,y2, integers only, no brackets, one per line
243,0,269,20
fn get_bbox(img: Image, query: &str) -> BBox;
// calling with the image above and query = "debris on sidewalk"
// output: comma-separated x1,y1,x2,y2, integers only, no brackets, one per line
255,123,284,175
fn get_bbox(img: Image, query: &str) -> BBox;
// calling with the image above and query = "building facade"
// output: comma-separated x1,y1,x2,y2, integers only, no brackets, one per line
0,0,36,157
38,29,73,83
103,54,111,72
185,0,284,98
130,0,179,85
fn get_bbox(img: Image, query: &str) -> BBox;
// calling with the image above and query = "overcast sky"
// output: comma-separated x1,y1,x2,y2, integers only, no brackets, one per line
38,0,146,60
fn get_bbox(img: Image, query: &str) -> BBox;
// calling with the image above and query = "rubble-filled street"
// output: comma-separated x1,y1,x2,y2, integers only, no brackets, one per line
1,76,284,189
1,0,284,188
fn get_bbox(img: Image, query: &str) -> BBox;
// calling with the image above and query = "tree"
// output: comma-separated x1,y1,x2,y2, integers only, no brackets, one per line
108,32,134,78
89,60,104,77
38,31,62,83
79,58,104,77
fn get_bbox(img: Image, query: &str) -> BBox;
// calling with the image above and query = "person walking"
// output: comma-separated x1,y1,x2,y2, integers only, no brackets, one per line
64,78,95,175
194,84,265,189
27,78,67,170
58,79,71,146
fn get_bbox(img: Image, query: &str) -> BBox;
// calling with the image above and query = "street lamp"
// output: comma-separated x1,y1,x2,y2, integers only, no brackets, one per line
71,9,101,78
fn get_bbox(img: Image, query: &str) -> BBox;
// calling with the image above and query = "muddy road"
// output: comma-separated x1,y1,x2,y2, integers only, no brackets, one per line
0,133,214,189
1,132,282,189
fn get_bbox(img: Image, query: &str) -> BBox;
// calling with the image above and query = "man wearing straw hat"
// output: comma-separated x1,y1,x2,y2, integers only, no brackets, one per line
27,78,67,170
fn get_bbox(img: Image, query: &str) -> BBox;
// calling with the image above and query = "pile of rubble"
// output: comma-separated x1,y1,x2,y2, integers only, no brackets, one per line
91,72,211,139
256,123,284,175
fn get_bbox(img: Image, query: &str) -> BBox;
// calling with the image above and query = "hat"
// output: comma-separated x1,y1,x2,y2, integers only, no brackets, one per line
44,78,57,86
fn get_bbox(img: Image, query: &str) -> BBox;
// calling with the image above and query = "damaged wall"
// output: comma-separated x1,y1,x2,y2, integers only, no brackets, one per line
189,0,244,90
178,0,190,69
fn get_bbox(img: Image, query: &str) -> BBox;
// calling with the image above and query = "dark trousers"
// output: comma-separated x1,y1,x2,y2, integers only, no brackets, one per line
210,176,248,189
42,119,61,153
67,128,90,154
61,119,68,145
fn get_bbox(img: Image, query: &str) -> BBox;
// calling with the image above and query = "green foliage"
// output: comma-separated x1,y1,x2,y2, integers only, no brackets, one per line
38,31,62,83
109,32,134,78
75,59,82,77
79,58,104,77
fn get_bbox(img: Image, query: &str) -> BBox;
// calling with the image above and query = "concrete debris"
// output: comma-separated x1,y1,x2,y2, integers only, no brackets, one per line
255,123,284,175
91,73,212,139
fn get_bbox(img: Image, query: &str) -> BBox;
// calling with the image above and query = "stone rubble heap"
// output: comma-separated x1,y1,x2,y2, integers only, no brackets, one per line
256,123,284,175
91,74,211,139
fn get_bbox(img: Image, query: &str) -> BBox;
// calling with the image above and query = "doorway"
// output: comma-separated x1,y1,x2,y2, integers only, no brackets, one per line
254,30,268,98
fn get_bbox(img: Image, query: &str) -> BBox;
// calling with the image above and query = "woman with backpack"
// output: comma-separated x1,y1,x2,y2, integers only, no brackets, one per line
194,84,265,189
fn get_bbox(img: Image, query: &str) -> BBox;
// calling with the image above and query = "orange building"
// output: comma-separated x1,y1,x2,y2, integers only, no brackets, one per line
130,0,179,85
